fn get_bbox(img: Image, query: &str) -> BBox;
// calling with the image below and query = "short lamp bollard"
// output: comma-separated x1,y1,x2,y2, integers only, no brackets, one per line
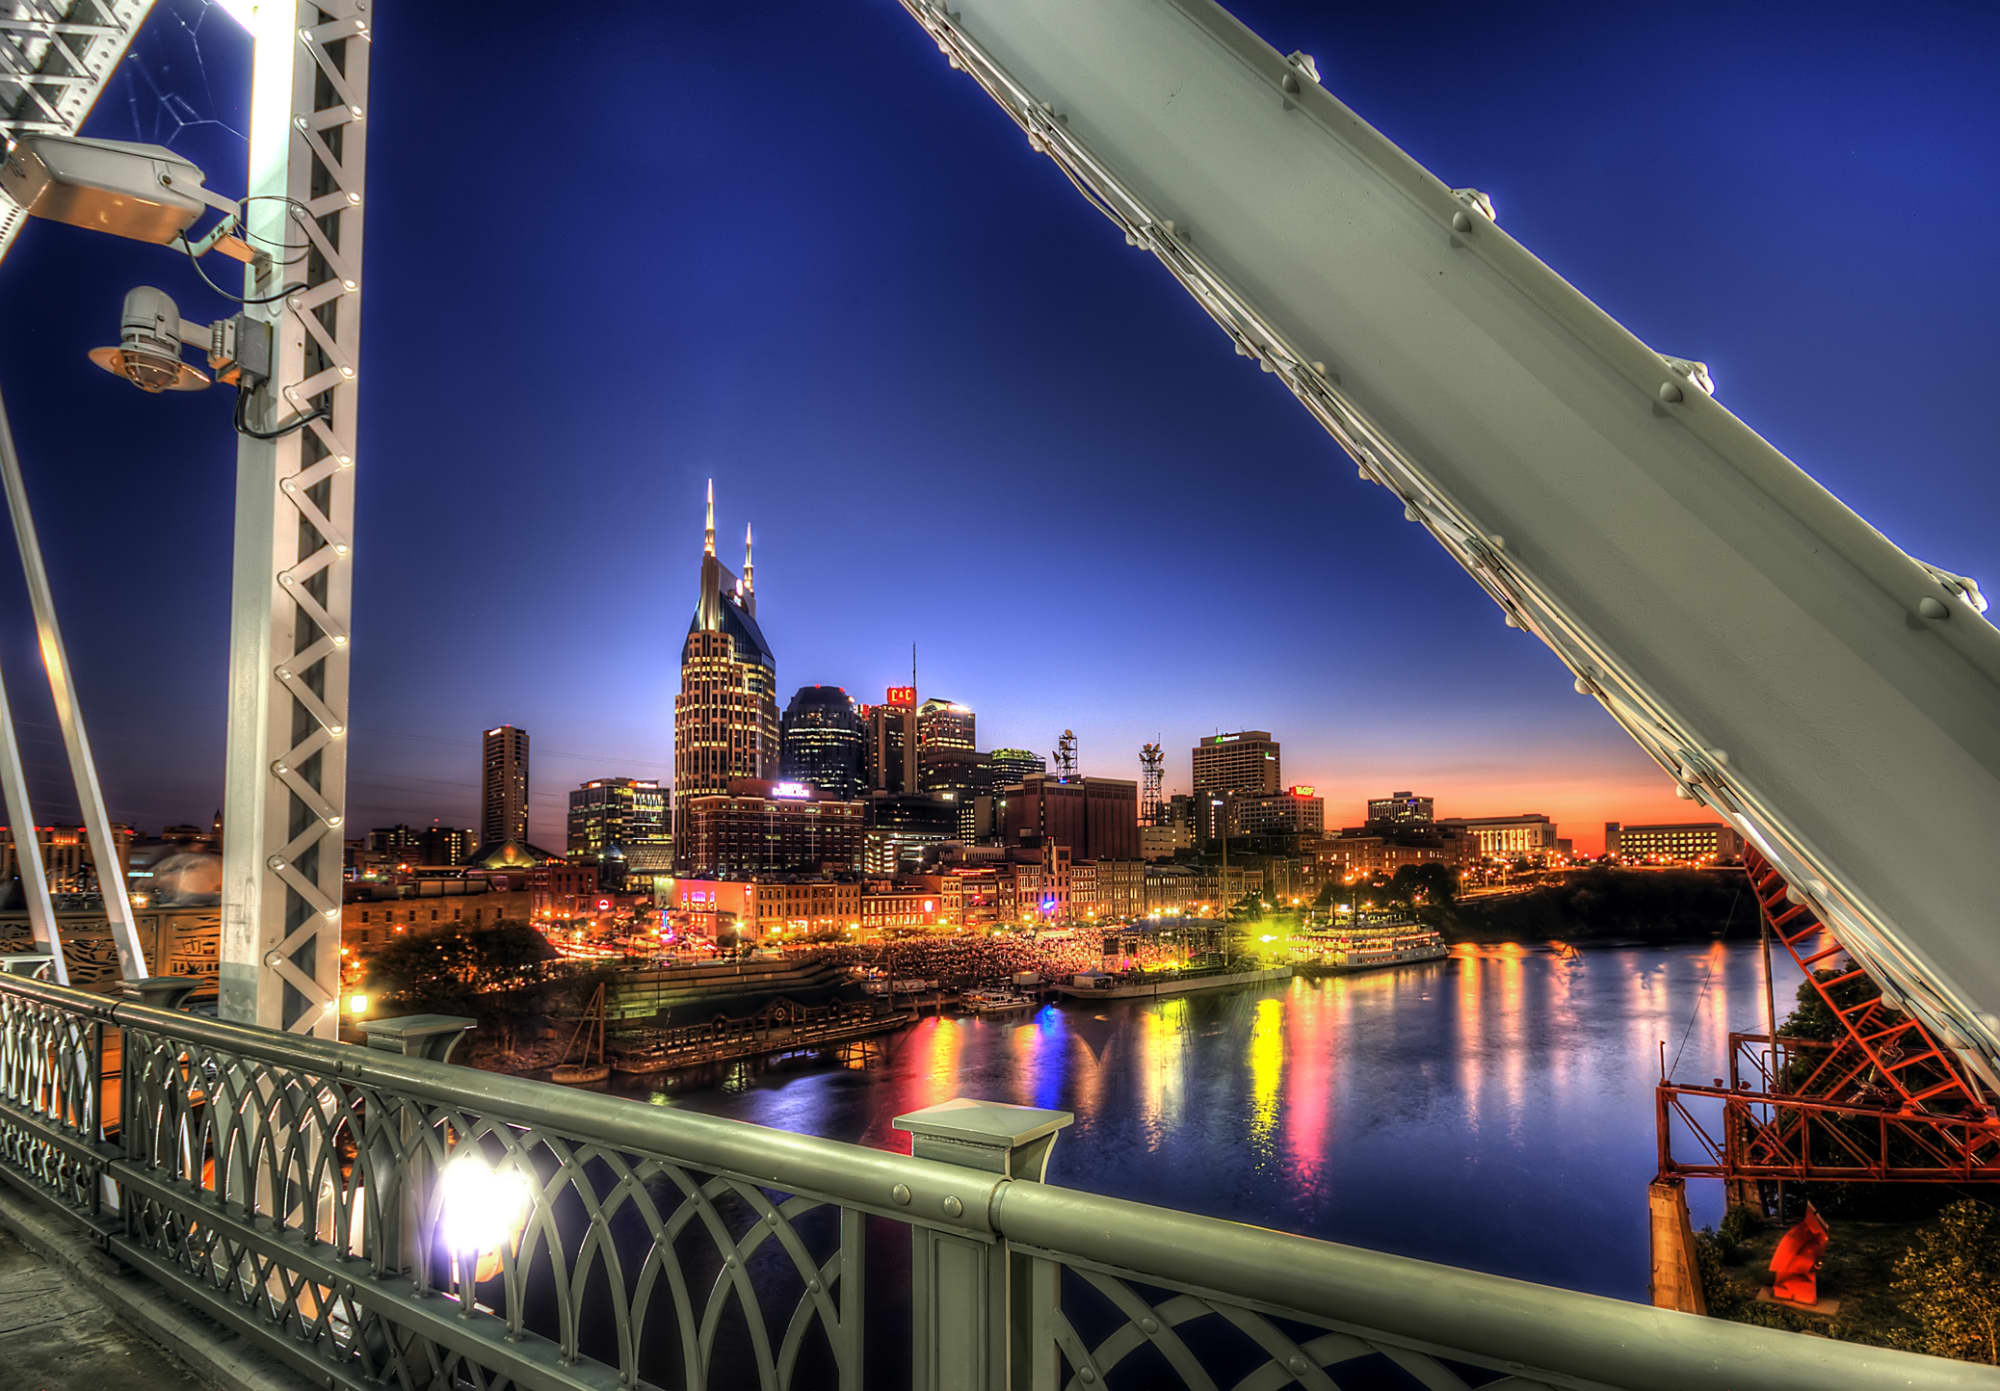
0,953,53,980
895,1099,1074,1391
359,1014,476,1063
120,976,201,1010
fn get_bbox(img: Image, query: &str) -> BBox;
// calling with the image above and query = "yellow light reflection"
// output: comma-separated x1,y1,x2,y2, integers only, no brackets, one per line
1247,996,1284,1155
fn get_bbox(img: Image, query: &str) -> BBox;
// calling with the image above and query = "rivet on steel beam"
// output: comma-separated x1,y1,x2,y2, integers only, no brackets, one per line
1281,73,1300,94
1708,748,1730,766
1451,210,1473,233
267,856,286,871
332,635,349,648
1504,614,1521,629
1289,1356,1311,1374
334,543,350,556
349,106,363,118
1917,596,1950,620
942,1195,964,1217
264,952,282,967
340,364,355,377
1140,1317,1159,1334
1675,784,1695,800
294,114,308,129
323,907,339,921
337,455,353,466
807,1279,822,1294
329,725,345,738
346,192,361,206
1574,677,1593,695
276,667,293,680
273,761,289,775
1079,1370,1097,1385
1403,504,1419,521
891,1184,911,1206
343,279,357,291
1489,534,1506,550
327,815,342,828
1657,381,1684,404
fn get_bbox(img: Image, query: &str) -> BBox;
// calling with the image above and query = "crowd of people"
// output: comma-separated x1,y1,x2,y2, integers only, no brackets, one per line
783,931,1112,990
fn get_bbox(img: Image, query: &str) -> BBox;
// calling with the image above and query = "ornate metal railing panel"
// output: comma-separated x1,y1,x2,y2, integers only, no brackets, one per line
0,973,113,1220
0,972,1992,1391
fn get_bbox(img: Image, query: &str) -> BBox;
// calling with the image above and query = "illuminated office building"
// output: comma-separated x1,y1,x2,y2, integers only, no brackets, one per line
780,686,866,801
673,482,780,870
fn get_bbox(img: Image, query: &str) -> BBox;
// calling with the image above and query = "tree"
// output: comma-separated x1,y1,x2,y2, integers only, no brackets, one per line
1385,862,1459,907
364,921,559,1052
1890,1199,2000,1363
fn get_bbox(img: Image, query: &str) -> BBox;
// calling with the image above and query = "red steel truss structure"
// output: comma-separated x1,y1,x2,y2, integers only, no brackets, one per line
1657,849,2000,1184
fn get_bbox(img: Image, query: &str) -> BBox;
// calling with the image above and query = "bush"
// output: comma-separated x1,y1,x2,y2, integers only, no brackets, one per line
1888,1199,2000,1363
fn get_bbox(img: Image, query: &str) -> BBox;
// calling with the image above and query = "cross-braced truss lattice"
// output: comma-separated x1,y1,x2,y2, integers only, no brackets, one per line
0,0,156,265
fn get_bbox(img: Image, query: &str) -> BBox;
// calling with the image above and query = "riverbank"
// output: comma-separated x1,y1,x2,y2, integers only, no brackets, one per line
1427,868,1760,945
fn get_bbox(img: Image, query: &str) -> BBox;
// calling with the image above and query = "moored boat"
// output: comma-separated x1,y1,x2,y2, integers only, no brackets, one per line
1292,915,1448,974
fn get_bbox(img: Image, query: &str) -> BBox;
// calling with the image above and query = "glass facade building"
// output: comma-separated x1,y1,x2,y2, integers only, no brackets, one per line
779,686,866,801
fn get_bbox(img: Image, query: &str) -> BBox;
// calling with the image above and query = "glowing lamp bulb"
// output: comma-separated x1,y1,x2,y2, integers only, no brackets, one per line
439,1154,533,1262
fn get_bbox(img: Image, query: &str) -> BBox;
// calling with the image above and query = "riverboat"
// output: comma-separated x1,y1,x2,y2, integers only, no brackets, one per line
1057,961,1291,1000
1292,916,1449,974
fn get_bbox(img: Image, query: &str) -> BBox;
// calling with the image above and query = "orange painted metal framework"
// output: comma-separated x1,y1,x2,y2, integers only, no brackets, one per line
1657,848,2000,1184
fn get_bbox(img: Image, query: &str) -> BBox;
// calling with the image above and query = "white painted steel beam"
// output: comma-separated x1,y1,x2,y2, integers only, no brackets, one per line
896,0,2000,1087
0,382,145,978
219,0,367,1035
0,0,155,269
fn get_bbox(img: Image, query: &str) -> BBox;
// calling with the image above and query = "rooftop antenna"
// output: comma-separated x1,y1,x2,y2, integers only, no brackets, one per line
1053,729,1078,781
704,478,715,556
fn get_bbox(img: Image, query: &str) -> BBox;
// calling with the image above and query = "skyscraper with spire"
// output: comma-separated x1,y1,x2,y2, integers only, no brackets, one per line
673,480,779,871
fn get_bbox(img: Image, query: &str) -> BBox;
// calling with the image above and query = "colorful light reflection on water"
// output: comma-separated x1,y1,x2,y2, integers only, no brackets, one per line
617,940,1800,1301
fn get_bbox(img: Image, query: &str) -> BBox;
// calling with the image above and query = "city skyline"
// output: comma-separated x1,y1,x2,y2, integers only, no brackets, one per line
0,1,1992,857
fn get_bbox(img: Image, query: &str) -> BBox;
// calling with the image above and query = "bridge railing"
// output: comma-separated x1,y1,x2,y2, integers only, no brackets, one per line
0,970,1986,1391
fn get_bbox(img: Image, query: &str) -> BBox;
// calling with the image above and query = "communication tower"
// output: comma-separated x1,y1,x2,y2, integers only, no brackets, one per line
1140,741,1165,824
1052,729,1078,781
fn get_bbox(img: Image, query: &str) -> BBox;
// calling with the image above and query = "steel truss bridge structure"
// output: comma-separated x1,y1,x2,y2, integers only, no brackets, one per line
1658,847,2000,1185
2,0,1999,1384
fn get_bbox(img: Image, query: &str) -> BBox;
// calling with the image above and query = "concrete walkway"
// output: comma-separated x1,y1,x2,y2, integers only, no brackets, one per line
0,1225,211,1391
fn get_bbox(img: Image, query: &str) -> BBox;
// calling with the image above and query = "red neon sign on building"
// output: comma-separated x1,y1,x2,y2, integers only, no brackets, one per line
884,685,916,707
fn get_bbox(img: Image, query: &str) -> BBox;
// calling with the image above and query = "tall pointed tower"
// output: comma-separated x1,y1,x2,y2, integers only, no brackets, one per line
673,480,779,871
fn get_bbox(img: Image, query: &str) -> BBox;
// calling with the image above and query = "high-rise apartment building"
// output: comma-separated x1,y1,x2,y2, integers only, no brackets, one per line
567,778,670,858
917,697,976,762
481,725,530,847
861,687,919,794
780,686,866,800
1366,791,1434,828
673,482,780,870
1191,731,1281,800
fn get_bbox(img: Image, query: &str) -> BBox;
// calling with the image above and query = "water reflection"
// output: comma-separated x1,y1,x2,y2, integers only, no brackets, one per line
618,940,1800,1302
1246,997,1284,1157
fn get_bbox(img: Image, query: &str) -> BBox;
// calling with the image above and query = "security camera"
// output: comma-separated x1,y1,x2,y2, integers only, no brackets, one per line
88,287,211,393
1,134,236,246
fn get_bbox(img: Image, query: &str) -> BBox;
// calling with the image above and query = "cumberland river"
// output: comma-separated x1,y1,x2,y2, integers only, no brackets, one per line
614,940,1805,1302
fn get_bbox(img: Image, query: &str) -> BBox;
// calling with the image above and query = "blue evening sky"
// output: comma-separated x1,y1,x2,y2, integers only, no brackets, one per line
0,0,1992,853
